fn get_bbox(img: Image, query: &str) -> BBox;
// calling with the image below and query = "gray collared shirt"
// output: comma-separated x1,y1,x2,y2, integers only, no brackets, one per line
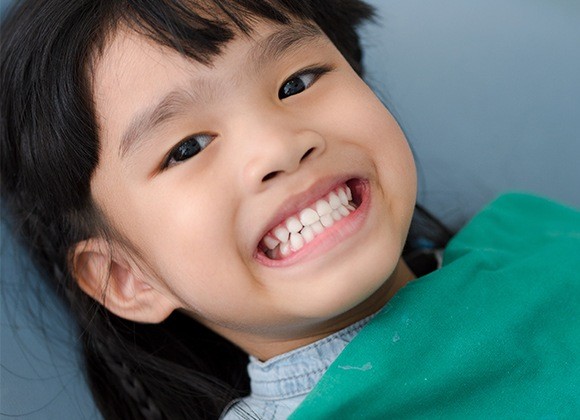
221,315,374,420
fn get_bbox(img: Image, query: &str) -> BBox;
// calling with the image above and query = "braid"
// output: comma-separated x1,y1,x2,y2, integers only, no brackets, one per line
94,339,163,420
79,310,250,419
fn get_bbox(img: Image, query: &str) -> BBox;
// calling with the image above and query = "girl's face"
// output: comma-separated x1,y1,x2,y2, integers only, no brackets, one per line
89,20,417,359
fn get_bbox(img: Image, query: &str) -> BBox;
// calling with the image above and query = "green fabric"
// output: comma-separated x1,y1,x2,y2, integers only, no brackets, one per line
290,193,580,419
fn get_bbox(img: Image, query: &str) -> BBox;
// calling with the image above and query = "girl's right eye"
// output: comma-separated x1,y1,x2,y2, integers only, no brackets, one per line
162,134,214,169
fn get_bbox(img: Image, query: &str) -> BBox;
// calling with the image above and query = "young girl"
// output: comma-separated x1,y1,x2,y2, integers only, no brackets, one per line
1,1,578,419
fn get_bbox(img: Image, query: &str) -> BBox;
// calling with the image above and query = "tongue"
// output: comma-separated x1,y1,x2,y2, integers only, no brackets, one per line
266,247,281,260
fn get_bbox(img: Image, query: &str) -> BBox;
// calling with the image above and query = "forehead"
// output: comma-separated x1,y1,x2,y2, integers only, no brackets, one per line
92,19,325,106
91,20,327,159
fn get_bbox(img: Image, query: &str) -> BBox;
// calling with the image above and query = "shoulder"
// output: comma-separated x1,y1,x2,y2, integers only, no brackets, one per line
289,193,580,418
443,192,580,267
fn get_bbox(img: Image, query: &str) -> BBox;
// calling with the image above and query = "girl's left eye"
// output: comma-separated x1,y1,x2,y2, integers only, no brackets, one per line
278,66,332,100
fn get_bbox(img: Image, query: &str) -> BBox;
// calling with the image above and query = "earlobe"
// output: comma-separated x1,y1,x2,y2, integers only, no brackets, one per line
72,239,177,324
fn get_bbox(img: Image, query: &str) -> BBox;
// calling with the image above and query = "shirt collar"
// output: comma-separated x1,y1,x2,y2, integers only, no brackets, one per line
247,314,375,400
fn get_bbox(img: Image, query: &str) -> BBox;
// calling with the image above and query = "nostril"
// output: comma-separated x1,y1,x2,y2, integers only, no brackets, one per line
262,171,280,182
300,147,315,163
261,148,317,183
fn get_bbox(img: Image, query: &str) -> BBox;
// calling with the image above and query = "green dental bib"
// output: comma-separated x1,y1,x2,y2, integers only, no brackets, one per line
290,193,580,419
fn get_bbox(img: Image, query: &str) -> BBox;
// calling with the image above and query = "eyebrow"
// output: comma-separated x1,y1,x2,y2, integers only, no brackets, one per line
118,22,325,160
249,22,324,71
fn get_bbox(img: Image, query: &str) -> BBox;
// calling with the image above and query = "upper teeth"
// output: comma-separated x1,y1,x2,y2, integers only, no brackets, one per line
261,184,356,258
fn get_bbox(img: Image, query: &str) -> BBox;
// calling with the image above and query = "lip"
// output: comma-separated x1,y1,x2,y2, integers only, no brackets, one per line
254,175,354,247
253,177,371,267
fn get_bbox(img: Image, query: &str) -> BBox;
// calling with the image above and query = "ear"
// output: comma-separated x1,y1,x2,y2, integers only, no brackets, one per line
72,238,177,324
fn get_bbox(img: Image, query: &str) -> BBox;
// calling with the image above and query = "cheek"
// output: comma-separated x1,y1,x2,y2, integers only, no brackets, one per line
334,79,417,240
136,209,241,313
142,192,230,265
131,182,262,314
100,178,235,283
322,76,417,193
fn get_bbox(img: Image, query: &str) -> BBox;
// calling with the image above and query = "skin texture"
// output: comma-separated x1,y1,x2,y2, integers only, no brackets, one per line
75,21,417,361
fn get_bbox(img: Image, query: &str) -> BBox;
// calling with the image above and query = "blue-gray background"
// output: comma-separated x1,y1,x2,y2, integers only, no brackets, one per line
2,0,579,418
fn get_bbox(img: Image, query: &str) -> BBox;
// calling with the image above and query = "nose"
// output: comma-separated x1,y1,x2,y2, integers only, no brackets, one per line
239,117,326,192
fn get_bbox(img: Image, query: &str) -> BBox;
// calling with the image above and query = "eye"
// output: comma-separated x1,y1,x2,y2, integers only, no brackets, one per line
162,133,215,169
278,66,333,100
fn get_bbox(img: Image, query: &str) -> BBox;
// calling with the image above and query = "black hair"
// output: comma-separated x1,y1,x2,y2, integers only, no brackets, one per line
1,1,393,418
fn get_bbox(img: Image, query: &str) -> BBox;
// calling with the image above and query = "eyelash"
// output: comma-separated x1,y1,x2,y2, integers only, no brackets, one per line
162,133,215,169
162,65,333,169
278,65,333,100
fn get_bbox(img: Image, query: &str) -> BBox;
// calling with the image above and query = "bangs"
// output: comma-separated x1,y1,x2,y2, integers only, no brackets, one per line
110,0,313,64
98,0,374,71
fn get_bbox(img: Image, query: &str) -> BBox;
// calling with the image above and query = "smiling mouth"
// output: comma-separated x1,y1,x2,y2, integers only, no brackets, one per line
257,179,366,261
